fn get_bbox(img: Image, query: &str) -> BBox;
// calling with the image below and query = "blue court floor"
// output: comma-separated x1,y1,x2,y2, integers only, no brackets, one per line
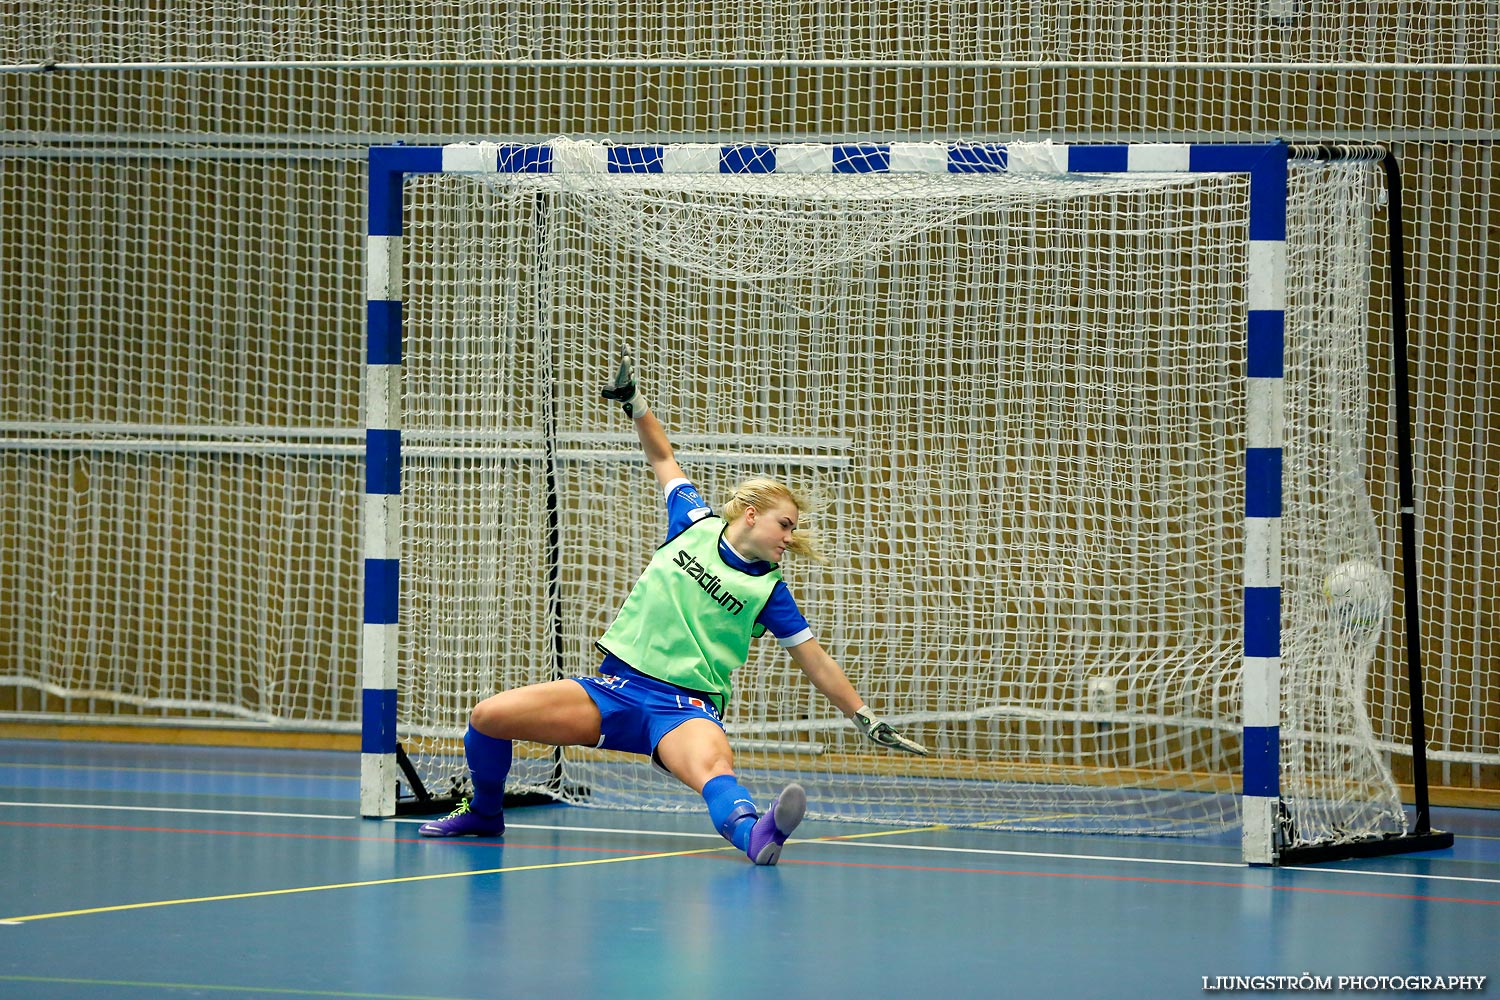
0,739,1495,1000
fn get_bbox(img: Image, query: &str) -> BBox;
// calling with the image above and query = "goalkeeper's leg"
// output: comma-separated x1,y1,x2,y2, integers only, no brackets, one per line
418,725,511,837
420,681,602,838
660,720,807,866
701,773,806,865
701,773,759,852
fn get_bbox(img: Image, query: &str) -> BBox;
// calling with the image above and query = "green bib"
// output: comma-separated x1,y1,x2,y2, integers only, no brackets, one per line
597,516,781,711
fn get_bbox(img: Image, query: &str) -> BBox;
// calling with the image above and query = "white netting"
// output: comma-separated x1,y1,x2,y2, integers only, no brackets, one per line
0,155,364,726
6,3,1490,65
393,153,1403,841
1280,160,1407,845
1,3,1495,833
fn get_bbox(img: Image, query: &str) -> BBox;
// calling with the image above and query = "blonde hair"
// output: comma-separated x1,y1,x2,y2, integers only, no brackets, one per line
721,477,825,562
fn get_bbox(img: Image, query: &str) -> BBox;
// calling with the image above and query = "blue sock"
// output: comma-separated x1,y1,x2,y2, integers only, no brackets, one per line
702,774,758,852
464,725,512,817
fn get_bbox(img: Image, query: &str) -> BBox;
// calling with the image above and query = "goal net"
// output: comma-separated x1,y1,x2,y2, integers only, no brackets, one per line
374,139,1406,861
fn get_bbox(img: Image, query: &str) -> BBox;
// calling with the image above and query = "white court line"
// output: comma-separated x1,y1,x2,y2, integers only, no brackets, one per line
0,760,359,781
1279,865,1500,885
401,818,1246,865
392,814,743,843
4,799,1496,888
797,837,1500,886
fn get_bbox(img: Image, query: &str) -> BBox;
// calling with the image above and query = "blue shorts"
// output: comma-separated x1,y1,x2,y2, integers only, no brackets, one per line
572,656,725,760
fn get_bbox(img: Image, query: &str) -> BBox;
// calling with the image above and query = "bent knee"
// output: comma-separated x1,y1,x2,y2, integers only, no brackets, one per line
468,682,600,746
469,697,512,738
657,725,737,787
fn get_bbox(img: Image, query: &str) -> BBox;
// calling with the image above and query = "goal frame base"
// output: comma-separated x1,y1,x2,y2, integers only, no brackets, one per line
1276,830,1454,866
390,742,589,816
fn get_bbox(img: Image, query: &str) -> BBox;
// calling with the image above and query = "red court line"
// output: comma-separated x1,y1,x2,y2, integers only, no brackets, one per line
775,856,1500,906
0,819,645,855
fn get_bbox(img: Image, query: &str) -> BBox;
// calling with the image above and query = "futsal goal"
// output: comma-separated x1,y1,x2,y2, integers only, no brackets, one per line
362,138,1448,865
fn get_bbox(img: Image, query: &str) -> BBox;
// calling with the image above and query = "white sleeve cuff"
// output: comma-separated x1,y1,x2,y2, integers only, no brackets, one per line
662,477,692,500
777,628,814,649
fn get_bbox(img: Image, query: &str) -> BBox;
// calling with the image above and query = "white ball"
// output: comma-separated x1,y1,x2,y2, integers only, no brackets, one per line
1087,677,1118,719
1323,559,1387,634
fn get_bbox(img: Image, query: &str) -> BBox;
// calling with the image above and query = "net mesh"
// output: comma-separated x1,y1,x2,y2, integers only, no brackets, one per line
0,155,364,726
1,2,1495,831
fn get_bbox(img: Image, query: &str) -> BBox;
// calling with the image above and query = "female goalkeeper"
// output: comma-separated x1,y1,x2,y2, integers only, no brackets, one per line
419,356,928,865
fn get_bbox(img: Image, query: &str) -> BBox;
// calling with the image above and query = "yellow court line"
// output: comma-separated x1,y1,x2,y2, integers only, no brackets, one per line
810,814,1096,841
1,844,732,925
968,812,1093,829
2,822,977,924
812,823,951,843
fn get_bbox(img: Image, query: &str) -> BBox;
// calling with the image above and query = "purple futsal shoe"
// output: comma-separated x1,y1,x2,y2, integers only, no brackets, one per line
418,799,505,838
745,783,807,866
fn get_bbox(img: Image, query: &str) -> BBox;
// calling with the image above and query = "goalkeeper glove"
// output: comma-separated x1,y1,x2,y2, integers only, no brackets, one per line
601,352,649,419
852,707,929,756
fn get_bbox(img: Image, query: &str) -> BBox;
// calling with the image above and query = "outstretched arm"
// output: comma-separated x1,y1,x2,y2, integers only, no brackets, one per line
602,354,684,488
785,637,864,716
786,638,930,756
632,411,686,489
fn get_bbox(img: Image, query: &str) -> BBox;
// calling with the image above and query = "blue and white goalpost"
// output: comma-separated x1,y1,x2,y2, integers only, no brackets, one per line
362,138,1402,865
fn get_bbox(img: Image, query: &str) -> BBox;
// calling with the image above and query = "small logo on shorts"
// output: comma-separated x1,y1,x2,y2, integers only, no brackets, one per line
680,695,720,720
